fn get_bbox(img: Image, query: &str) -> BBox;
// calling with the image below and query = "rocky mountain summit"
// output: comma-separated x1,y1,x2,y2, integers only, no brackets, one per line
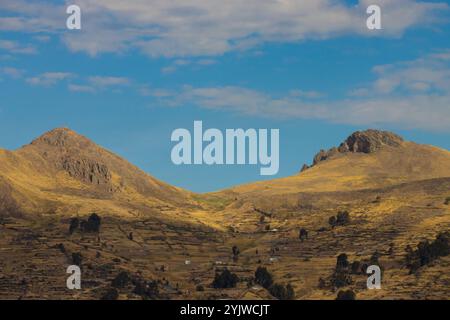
301,129,404,172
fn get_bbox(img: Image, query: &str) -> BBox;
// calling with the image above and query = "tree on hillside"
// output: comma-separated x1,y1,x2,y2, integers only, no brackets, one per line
328,216,337,228
212,269,239,289
351,261,361,274
336,211,350,225
112,271,131,288
336,289,356,300
86,213,101,232
254,267,273,289
299,228,308,242
69,217,79,235
336,253,349,272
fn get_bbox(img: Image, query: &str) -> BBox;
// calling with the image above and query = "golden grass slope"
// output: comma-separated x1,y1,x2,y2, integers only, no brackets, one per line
227,141,450,197
0,128,196,219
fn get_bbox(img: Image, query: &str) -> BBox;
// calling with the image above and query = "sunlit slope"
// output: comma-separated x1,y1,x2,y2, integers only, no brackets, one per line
0,128,194,217
226,133,450,197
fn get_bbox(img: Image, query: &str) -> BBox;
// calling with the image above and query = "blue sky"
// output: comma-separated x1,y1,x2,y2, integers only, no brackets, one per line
0,0,449,192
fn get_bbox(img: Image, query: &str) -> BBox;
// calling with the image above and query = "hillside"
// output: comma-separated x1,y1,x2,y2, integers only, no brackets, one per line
0,128,195,219
224,130,450,197
0,128,449,300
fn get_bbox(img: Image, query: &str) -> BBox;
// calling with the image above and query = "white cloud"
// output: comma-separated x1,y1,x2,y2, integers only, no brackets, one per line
0,40,37,54
289,89,324,99
0,0,447,58
87,76,130,87
26,72,72,86
1,67,25,79
68,84,95,93
153,51,450,131
66,76,131,93
161,58,218,74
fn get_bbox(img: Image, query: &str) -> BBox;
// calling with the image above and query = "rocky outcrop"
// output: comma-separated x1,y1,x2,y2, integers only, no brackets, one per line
301,130,404,172
61,156,111,186
338,129,403,154
300,164,309,172
313,147,339,165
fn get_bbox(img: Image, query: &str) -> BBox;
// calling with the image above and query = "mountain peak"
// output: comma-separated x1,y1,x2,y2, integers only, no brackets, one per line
302,129,405,171
30,127,94,149
339,129,404,154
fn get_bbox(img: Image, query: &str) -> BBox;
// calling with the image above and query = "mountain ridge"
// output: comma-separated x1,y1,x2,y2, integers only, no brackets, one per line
1,127,449,218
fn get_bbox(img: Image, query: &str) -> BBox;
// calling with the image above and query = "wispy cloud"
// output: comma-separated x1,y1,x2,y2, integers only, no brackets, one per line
67,76,131,93
0,0,447,58
1,66,25,79
26,72,72,86
161,58,217,74
152,51,450,131
87,76,130,87
0,40,37,54
68,84,95,93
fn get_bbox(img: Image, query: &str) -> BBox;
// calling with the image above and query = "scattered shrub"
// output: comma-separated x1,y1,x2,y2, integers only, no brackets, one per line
71,252,82,266
69,218,79,235
55,243,66,254
86,213,101,232
254,266,273,289
332,253,352,288
328,216,337,228
196,285,205,292
336,289,356,300
112,271,130,288
133,279,159,299
269,283,295,300
336,253,349,272
336,211,350,225
72,213,101,233
405,231,450,273
318,277,326,289
212,269,239,289
329,211,350,228
299,228,308,242
350,261,361,274
101,288,119,300
445,197,450,205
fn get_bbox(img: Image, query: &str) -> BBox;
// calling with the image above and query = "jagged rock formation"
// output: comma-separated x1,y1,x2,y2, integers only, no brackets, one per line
303,129,404,171
61,156,111,186
300,164,309,172
338,129,403,154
